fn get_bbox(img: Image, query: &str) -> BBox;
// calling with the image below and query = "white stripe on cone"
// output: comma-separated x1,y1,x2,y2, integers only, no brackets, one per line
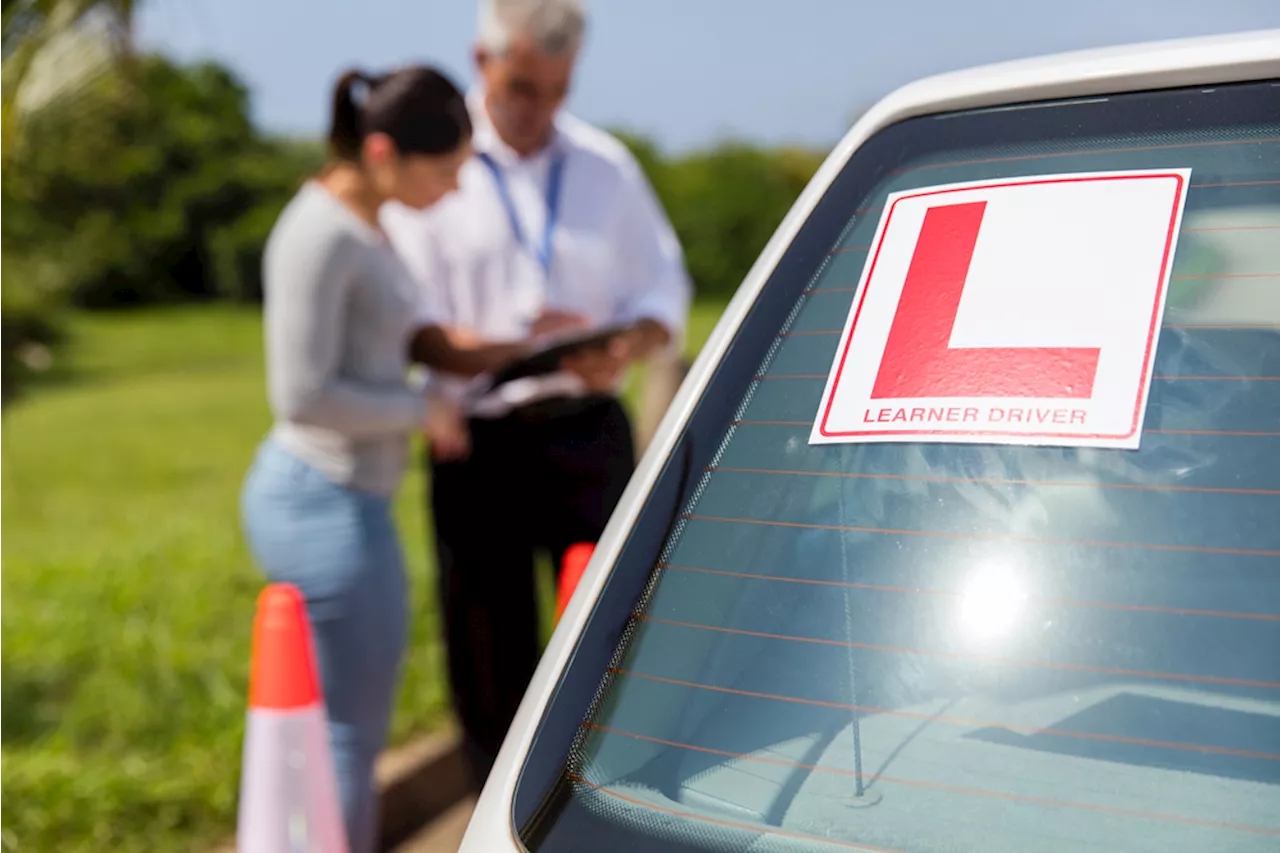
237,703,347,853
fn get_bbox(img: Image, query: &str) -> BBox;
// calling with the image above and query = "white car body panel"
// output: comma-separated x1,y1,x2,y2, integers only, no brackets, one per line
459,28,1280,852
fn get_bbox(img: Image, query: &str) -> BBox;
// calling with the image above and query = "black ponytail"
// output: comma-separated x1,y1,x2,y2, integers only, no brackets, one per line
327,65,471,163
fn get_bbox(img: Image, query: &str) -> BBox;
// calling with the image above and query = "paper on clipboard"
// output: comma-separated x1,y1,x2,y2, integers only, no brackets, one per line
485,324,631,391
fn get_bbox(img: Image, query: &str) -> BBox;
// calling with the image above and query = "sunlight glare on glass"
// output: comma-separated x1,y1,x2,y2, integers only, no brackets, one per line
957,563,1028,645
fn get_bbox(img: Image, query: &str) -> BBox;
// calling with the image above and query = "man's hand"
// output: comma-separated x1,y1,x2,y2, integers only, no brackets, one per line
531,309,591,339
620,318,671,360
424,395,470,461
559,334,632,393
556,319,673,393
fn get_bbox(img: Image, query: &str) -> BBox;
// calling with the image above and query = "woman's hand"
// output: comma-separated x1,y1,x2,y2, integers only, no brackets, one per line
424,395,470,461
410,324,527,378
442,324,483,349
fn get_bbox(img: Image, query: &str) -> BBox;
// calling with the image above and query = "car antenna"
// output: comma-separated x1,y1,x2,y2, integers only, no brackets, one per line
838,449,882,808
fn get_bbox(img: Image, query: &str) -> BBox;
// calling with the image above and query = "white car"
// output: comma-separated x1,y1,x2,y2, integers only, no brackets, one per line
462,29,1280,853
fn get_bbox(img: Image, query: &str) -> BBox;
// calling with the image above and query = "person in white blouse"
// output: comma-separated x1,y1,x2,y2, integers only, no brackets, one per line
382,0,691,786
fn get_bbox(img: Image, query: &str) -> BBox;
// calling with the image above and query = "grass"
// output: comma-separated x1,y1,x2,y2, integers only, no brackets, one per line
0,299,727,853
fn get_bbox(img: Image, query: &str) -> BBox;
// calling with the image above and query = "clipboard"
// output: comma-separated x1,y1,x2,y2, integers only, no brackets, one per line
485,325,631,391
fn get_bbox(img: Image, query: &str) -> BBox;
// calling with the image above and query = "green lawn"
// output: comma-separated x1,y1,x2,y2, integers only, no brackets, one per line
0,300,726,853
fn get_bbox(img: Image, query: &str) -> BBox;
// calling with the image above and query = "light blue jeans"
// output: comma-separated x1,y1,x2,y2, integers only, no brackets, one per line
240,439,408,853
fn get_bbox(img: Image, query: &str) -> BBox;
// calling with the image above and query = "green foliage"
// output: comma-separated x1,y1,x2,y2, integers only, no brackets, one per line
2,54,319,403
1,0,136,157
207,139,326,303
612,131,826,297
6,56,312,307
3,139,69,402
0,0,138,402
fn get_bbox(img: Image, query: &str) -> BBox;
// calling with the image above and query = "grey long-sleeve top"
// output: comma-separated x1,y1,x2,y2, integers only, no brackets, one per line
263,182,425,496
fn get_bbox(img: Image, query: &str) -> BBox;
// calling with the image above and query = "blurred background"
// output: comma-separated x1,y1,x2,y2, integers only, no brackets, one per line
3,2,1278,851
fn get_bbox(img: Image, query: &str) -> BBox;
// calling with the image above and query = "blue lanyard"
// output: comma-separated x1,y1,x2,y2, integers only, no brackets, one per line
477,149,566,277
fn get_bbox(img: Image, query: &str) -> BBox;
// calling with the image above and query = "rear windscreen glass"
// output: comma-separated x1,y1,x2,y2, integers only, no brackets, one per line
522,80,1279,853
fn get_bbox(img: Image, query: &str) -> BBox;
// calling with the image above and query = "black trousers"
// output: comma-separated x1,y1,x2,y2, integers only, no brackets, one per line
428,395,636,787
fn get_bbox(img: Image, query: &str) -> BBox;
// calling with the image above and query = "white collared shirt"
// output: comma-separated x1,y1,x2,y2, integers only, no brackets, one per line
381,91,692,418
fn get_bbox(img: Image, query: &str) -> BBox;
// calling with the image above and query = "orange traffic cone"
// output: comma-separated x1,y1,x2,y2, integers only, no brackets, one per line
555,542,595,622
236,583,348,853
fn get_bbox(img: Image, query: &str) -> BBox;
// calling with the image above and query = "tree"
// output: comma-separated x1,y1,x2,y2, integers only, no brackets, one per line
1,0,135,402
2,0,137,161
6,55,322,305
612,131,826,298
2,54,319,403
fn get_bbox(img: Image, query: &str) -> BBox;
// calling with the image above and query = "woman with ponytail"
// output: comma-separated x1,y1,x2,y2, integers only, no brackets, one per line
240,64,520,853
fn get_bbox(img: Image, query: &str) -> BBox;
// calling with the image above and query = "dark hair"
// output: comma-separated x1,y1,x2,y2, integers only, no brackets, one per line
329,65,472,161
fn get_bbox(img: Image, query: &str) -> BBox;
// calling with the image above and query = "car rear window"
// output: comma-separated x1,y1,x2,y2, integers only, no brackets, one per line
518,80,1279,853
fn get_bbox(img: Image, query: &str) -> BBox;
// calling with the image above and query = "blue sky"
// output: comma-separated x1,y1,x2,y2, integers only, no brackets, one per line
137,0,1280,152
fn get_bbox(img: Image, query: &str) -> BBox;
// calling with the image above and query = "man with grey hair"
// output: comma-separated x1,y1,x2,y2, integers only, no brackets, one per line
383,0,691,786
479,0,585,62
